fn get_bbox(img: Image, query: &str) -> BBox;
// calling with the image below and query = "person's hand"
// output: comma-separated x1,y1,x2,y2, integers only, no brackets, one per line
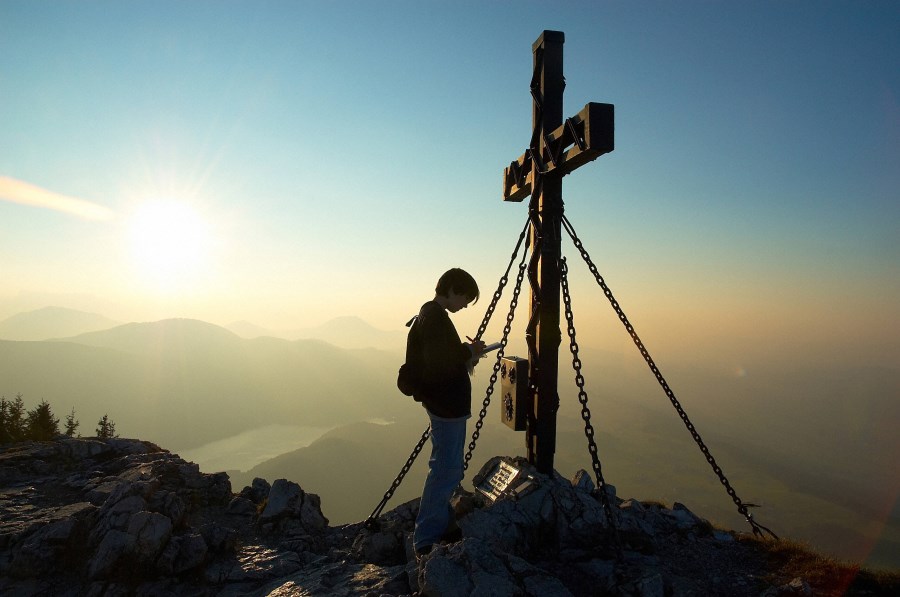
467,337,486,358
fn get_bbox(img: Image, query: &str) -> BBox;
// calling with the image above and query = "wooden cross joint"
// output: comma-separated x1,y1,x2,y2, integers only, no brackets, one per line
502,102,615,202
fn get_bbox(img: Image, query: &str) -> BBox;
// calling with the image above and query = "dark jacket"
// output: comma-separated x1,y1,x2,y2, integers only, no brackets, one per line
414,300,472,418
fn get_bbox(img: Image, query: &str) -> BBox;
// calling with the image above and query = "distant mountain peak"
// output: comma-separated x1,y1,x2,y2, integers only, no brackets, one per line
292,316,404,350
56,317,243,355
0,306,120,341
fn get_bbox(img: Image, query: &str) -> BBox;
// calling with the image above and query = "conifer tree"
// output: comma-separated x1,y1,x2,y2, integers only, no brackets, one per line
26,399,60,441
96,414,117,439
0,397,8,443
0,394,27,443
64,407,80,437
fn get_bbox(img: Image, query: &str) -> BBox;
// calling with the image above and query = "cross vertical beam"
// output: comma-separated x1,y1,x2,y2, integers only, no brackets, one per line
526,31,564,474
502,31,614,475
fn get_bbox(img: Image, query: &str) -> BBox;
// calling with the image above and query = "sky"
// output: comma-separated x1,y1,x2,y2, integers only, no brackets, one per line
1,0,898,371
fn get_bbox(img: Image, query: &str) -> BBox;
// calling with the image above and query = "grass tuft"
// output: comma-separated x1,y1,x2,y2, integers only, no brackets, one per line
741,535,900,596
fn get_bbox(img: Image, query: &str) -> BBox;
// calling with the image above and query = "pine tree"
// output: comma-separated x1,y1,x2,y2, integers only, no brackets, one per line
26,399,60,441
0,397,8,443
64,407,80,437
96,414,117,439
0,394,27,443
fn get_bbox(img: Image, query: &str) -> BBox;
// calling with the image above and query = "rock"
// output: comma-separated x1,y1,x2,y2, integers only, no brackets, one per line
449,487,479,518
227,496,257,516
9,517,80,577
713,530,734,542
354,528,402,564
149,490,187,527
200,522,239,552
260,478,299,521
156,532,208,575
461,456,615,558
259,478,328,533
665,501,706,530
84,479,121,505
60,437,112,460
299,491,327,531
352,498,418,566
225,544,304,582
419,538,573,596
764,576,813,596
239,477,271,504
571,469,594,492
127,511,173,562
624,569,665,597
0,437,862,596
5,501,97,577
90,494,147,544
88,529,136,579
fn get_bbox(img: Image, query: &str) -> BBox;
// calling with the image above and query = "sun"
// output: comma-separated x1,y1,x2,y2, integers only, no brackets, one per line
126,199,213,292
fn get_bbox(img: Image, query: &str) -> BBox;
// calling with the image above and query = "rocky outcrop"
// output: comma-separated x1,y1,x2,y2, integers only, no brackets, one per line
0,440,825,596
0,437,331,596
355,456,775,596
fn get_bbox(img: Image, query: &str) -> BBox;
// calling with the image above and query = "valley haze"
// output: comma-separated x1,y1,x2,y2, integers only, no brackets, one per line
0,306,897,572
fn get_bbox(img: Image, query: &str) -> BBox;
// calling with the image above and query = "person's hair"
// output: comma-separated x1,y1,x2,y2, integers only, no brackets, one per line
435,268,480,304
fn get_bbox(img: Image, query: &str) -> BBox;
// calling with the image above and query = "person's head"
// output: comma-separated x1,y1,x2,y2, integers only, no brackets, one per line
435,268,479,312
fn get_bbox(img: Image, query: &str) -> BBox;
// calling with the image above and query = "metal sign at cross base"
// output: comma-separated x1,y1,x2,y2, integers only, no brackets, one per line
502,30,614,475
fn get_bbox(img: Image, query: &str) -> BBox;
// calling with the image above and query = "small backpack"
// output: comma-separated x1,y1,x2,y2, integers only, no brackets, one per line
397,315,423,400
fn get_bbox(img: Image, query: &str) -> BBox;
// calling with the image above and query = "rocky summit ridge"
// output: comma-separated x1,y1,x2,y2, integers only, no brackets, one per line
0,437,889,596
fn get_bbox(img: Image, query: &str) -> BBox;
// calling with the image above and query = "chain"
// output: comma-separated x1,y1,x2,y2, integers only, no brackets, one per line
463,221,532,471
363,425,431,530
560,257,619,536
473,218,531,343
560,215,777,539
523,45,545,463
362,217,532,528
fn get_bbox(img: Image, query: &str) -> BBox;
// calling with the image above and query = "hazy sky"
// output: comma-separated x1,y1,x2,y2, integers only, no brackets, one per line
1,1,897,370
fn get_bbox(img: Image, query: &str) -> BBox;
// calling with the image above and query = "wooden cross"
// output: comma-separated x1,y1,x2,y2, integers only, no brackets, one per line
502,30,614,475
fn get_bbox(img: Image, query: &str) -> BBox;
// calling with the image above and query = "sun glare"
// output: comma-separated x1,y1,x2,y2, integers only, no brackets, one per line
126,199,213,291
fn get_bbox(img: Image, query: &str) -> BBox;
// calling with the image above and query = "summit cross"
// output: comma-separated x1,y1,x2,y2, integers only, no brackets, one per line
501,30,614,475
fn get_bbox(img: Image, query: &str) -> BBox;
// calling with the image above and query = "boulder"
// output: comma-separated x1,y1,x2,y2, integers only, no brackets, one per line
127,511,173,562
88,529,136,579
156,532,208,575
259,478,328,533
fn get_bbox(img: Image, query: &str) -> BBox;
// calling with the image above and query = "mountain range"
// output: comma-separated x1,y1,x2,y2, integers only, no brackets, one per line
0,308,408,449
227,315,407,351
0,305,897,570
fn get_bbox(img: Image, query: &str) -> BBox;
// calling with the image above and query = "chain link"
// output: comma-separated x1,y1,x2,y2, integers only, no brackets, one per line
559,258,619,536
561,215,777,539
463,222,532,471
473,218,531,343
363,425,431,530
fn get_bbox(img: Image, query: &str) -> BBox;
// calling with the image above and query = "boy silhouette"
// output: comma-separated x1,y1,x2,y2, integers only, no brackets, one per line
413,268,485,557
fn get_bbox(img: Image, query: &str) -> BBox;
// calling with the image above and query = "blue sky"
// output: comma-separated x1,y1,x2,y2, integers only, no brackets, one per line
1,1,897,369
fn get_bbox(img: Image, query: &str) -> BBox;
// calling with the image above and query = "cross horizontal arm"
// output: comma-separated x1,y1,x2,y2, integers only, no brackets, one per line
503,102,614,202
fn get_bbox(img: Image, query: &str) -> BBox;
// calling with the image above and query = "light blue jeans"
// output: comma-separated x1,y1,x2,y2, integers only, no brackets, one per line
413,413,467,551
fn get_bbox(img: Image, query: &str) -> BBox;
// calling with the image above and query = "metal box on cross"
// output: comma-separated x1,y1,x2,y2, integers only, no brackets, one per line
500,356,528,431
